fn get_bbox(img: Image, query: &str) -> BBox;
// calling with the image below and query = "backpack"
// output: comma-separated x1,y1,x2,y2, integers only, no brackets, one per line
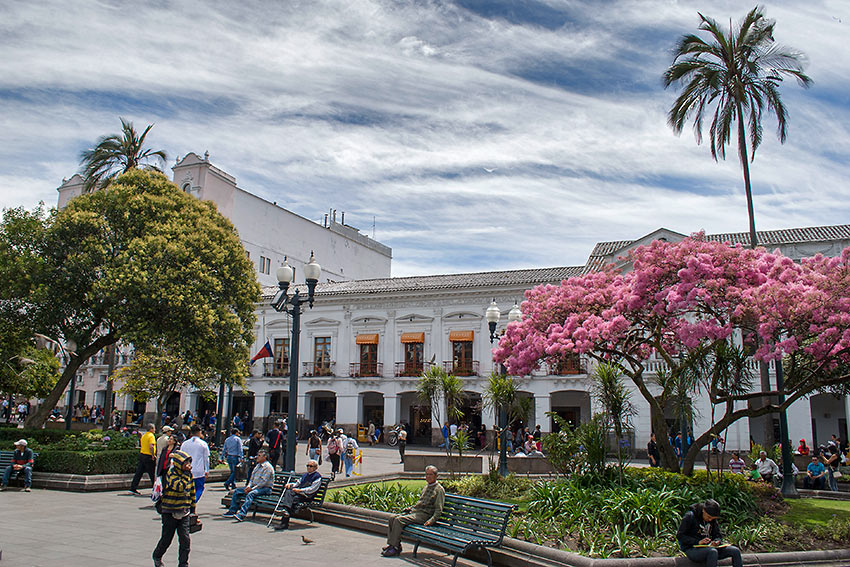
345,441,355,458
327,438,339,455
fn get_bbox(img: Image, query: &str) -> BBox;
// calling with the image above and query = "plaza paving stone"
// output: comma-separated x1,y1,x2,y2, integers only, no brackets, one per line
0,445,477,567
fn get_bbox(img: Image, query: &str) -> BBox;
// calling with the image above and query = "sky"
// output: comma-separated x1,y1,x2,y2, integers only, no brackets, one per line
1,0,848,277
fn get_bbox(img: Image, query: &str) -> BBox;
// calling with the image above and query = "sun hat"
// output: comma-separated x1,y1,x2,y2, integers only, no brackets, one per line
161,425,174,432
14,439,27,446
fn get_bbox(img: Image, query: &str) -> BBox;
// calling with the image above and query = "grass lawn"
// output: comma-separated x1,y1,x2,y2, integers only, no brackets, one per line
783,498,850,527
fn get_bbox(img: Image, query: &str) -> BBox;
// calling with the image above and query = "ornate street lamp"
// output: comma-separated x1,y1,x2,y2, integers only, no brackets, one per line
272,252,321,471
485,299,522,476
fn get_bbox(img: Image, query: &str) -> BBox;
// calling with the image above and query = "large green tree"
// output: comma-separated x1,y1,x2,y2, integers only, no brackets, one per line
664,6,811,249
79,118,167,192
0,170,260,428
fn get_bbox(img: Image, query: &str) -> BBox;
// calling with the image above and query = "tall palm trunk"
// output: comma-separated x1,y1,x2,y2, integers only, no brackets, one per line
735,101,758,250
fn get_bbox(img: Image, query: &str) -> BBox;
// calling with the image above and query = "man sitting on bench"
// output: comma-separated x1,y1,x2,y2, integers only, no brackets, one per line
1,439,34,492
382,465,445,558
275,459,323,530
223,450,274,522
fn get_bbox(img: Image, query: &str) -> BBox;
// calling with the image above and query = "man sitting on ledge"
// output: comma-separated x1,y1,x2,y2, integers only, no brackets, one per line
223,450,274,522
382,465,444,558
275,459,323,530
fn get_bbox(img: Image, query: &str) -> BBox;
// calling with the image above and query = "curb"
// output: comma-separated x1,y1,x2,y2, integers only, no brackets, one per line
29,468,230,492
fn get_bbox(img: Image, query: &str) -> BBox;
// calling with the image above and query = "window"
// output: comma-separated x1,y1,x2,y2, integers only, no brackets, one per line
272,338,289,376
182,183,191,193
259,256,271,274
99,374,108,385
404,342,423,375
313,337,332,376
451,340,474,376
360,344,378,376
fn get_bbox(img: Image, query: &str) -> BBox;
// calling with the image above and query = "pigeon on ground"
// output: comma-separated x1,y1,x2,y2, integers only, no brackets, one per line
301,536,314,545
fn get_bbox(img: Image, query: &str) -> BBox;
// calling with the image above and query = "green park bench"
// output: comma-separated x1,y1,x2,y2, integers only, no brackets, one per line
402,494,515,567
221,471,331,526
0,450,38,485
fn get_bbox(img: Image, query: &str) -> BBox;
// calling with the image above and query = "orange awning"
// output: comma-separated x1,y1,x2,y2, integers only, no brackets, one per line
356,333,379,345
449,330,474,342
400,332,425,343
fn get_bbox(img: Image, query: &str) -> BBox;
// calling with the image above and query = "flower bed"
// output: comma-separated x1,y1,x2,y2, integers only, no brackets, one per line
330,468,850,558
1,429,139,475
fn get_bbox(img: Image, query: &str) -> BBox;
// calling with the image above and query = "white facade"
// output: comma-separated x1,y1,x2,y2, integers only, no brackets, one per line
56,152,393,286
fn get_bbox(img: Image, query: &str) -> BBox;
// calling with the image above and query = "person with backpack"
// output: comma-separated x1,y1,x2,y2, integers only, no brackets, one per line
327,432,341,475
343,434,359,477
266,420,285,471
153,450,195,567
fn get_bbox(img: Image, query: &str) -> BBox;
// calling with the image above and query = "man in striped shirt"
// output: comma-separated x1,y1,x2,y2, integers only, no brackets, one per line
728,452,747,474
223,450,275,521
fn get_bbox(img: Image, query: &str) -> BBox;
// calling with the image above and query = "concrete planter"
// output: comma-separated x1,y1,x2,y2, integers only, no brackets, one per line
27,467,230,492
403,454,482,473
506,457,556,474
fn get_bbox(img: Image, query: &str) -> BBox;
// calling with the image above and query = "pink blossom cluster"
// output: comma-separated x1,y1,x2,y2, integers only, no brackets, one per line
494,236,850,378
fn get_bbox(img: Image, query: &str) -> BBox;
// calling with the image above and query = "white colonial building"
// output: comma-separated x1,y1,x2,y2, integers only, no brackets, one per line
236,224,850,450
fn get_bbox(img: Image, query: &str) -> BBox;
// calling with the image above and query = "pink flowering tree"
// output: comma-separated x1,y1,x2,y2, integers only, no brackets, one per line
494,235,850,475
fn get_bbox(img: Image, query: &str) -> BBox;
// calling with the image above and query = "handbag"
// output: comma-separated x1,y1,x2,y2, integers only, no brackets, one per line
189,513,203,533
151,477,163,502
833,470,842,479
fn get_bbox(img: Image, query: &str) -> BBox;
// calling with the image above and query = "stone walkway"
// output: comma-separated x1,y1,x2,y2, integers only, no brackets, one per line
0,446,477,567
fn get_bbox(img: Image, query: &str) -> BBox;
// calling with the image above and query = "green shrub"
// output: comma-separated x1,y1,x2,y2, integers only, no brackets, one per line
0,428,76,446
442,473,534,501
329,482,420,512
36,449,138,475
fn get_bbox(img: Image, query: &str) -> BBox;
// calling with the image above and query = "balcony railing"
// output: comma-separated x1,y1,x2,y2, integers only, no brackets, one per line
349,362,383,377
551,356,586,375
442,360,479,377
263,361,290,377
303,361,335,377
394,361,433,377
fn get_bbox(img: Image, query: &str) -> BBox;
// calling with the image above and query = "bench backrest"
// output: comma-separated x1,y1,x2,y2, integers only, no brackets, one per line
0,450,37,470
436,494,515,543
308,477,331,505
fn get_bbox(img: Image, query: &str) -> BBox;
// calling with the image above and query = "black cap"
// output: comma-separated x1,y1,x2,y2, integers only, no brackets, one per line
703,499,721,517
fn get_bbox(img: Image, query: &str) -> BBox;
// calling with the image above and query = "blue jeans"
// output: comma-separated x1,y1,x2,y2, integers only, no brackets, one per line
225,457,240,488
228,486,272,518
344,455,354,476
193,477,205,502
685,545,743,567
3,465,31,487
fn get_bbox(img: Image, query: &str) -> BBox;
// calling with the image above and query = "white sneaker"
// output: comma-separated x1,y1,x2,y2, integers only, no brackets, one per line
24,487,31,492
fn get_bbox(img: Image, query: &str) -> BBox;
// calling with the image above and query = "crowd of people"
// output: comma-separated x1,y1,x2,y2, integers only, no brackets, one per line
0,397,30,423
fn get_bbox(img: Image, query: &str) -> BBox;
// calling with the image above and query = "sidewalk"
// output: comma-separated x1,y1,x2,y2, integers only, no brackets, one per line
0,480,477,567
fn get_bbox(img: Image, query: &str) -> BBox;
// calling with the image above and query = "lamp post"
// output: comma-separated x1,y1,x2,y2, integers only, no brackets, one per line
485,299,522,476
271,252,321,472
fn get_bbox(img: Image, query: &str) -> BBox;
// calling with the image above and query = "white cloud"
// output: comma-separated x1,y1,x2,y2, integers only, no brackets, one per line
0,0,847,276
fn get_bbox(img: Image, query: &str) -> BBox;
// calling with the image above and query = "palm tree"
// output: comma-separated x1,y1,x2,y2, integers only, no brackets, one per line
79,118,167,192
664,6,811,249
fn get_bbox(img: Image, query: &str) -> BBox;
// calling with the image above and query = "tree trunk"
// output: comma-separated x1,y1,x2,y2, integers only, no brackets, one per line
102,343,115,431
736,101,757,250
26,336,114,429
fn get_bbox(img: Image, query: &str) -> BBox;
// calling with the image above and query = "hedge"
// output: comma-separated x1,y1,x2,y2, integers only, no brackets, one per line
0,428,76,445
36,449,138,475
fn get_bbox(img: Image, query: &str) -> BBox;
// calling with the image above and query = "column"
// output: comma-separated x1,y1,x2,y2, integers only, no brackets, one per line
480,404,496,430
384,395,400,428
786,396,813,449
534,394,551,433
336,394,359,433
845,395,850,442
297,394,309,420
253,393,270,430
182,392,197,415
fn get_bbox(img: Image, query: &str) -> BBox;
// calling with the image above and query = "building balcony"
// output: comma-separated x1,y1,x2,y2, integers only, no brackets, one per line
394,361,433,377
550,356,587,375
349,362,383,377
442,360,479,376
263,361,289,377
303,361,335,377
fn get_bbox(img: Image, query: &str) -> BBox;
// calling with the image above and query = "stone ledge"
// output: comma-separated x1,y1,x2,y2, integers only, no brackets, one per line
29,468,230,492
315,502,850,567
